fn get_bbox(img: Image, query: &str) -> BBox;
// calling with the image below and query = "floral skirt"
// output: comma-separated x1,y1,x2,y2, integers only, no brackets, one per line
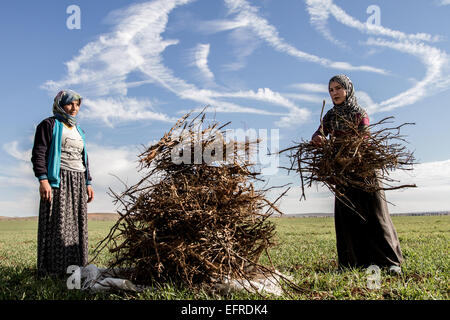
37,169,88,276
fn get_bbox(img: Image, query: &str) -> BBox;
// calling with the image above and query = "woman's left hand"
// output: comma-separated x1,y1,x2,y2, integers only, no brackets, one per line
87,185,94,203
312,134,326,146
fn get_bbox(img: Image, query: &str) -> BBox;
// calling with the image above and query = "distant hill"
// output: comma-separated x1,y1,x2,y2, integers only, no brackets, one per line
1,211,449,220
276,213,334,218
390,211,450,216
0,213,120,221
274,211,450,218
86,213,120,221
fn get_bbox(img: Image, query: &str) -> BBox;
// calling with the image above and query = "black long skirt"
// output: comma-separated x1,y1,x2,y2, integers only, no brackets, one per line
37,169,89,276
334,186,403,268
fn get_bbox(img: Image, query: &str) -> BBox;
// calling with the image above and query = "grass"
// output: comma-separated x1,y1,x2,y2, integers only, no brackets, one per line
0,215,448,300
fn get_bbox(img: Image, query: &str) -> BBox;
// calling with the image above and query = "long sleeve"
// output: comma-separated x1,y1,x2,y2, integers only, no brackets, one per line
312,109,369,140
358,112,370,132
31,118,54,180
311,111,331,140
83,151,92,184
77,126,92,185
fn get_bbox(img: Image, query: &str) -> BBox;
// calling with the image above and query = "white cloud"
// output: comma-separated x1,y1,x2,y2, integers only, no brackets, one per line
1,136,450,217
3,141,31,162
355,90,378,114
202,87,312,126
304,0,348,49
214,88,302,111
304,0,450,114
222,27,262,71
266,182,334,215
437,0,450,6
0,141,147,216
275,108,311,128
41,0,448,129
194,43,214,81
388,159,450,189
0,163,35,189
284,93,325,104
189,43,215,84
81,97,175,126
290,83,329,93
175,88,286,116
0,142,39,217
274,159,450,215
223,0,387,74
286,84,379,116
367,38,450,111
196,19,262,71
285,83,329,106
41,0,196,112
385,159,450,213
85,143,144,213
196,18,248,34
306,0,442,44
86,143,142,188
0,197,40,218
1,142,35,190
41,0,306,128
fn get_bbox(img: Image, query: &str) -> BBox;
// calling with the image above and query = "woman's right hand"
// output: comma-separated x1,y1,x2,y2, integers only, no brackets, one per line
311,135,326,146
39,179,52,202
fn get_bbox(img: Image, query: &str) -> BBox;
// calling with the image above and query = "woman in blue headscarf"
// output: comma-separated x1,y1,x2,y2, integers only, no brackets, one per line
31,89,94,277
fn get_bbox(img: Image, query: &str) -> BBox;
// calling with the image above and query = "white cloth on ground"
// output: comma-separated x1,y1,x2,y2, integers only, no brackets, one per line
74,264,289,296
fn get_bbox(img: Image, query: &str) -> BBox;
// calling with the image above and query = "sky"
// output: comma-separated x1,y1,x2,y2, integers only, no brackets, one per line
1,0,450,217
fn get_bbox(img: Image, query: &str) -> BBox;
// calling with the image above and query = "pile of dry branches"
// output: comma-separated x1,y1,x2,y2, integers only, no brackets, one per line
280,116,416,206
93,110,290,293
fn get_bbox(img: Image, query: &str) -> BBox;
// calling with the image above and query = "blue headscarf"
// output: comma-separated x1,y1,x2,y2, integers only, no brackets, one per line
52,89,82,127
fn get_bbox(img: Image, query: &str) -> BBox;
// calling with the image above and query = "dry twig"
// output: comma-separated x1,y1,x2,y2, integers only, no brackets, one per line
280,116,417,213
92,109,300,296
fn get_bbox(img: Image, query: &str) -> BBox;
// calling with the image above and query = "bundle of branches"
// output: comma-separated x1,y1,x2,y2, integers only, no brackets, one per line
280,116,416,207
93,110,292,294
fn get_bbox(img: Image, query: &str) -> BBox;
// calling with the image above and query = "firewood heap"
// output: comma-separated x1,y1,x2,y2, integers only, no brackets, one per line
280,116,417,209
93,110,295,294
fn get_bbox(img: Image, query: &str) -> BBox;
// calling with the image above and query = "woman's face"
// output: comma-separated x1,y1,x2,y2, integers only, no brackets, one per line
329,81,347,105
63,100,80,117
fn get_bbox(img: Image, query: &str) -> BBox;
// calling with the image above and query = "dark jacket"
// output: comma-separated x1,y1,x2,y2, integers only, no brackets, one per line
31,116,92,187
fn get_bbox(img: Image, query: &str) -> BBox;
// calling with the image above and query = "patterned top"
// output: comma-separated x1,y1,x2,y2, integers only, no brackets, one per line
60,124,86,172
312,106,370,138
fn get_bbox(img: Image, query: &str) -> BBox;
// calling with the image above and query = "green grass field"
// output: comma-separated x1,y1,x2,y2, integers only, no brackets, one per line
0,215,448,300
